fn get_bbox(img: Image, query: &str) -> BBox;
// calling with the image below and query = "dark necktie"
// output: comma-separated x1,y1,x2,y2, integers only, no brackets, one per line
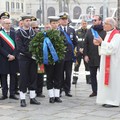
64,27,66,32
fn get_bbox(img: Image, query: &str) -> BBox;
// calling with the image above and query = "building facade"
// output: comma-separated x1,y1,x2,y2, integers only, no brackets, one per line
0,0,26,20
26,0,118,24
0,0,118,24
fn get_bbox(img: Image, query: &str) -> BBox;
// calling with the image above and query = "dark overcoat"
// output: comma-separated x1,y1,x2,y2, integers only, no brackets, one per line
84,27,106,67
0,30,19,74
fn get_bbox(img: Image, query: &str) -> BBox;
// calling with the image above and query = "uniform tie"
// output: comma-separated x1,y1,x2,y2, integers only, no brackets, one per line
64,27,66,32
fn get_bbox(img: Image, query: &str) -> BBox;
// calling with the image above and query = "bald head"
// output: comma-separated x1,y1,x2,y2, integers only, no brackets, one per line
3,18,11,24
31,21,38,28
31,21,39,33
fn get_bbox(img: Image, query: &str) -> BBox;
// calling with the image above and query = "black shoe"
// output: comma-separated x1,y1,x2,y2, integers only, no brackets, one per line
72,79,77,84
0,96,8,100
54,97,62,103
60,94,62,97
20,99,26,107
49,97,55,103
37,93,45,98
65,93,72,97
30,98,41,105
89,93,97,97
9,95,19,100
102,104,119,108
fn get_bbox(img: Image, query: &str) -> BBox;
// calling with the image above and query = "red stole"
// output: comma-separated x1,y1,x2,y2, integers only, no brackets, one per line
104,29,119,85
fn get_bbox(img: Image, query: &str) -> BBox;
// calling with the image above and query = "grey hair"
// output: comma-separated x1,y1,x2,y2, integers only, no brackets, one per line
105,17,116,28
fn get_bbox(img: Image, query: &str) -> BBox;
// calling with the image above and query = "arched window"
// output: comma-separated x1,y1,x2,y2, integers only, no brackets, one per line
100,6,108,18
6,1,9,12
11,2,15,12
73,6,81,19
21,3,24,12
47,7,55,17
16,2,20,9
86,6,95,18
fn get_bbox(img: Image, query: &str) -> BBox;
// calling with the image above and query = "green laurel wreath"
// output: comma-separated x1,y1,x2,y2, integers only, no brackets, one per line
29,29,66,65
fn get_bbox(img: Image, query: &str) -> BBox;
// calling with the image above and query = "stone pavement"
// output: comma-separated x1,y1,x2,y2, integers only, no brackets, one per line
0,61,120,120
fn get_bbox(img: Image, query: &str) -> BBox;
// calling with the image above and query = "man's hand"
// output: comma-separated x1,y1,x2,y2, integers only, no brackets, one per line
93,37,103,46
84,55,89,63
79,48,83,54
7,54,15,61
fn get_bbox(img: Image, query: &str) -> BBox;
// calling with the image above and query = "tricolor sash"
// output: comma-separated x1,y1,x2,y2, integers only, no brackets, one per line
104,29,119,85
38,64,45,73
0,30,15,50
43,32,59,64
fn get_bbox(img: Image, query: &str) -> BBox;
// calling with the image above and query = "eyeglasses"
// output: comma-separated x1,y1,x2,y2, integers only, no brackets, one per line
92,19,97,22
104,22,110,25
4,23,11,24
32,27,39,29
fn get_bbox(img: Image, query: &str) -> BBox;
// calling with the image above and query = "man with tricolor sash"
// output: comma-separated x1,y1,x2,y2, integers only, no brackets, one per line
0,18,19,100
94,17,120,108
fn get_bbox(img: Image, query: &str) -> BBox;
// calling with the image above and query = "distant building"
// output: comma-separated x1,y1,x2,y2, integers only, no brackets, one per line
0,0,26,20
0,0,118,24
25,0,117,24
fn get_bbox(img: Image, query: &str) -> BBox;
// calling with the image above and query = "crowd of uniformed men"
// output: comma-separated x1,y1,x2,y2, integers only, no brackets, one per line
0,11,106,107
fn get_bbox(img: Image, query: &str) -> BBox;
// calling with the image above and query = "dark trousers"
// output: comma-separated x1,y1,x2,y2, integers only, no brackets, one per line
19,59,37,93
74,55,90,74
15,74,19,92
45,62,63,90
0,74,1,87
36,74,44,94
61,60,72,93
89,66,98,94
1,74,16,96
73,55,90,83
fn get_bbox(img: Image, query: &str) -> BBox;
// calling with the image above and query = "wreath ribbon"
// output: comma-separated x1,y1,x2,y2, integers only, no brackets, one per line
43,32,59,64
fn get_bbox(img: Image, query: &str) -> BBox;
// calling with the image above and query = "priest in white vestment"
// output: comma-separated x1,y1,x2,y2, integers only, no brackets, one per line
93,17,120,108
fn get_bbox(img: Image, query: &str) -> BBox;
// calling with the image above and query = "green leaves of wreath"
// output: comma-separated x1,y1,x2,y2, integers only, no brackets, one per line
29,29,66,65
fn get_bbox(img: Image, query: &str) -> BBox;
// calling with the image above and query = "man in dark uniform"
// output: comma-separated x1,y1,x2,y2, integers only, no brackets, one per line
0,18,19,100
0,12,15,31
84,15,106,97
15,16,40,107
72,19,91,84
0,12,19,93
58,12,77,97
